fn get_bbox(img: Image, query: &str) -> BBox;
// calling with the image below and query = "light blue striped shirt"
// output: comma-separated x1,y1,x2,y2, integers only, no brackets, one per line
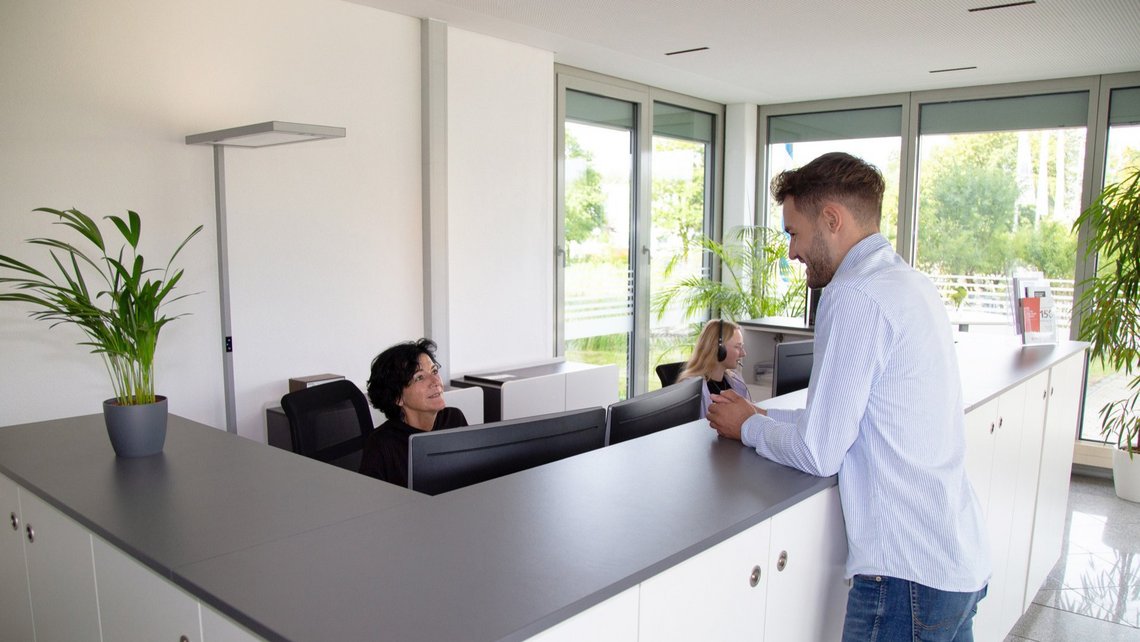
741,234,990,592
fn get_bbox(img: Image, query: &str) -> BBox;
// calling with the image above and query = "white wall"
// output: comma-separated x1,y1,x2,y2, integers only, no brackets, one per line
446,28,555,373
0,0,559,441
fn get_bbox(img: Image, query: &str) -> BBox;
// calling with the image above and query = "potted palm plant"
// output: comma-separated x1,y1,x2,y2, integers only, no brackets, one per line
653,225,806,326
1073,166,1140,501
0,207,202,457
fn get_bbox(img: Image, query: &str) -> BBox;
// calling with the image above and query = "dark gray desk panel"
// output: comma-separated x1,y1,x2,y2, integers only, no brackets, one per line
175,421,833,642
0,414,420,576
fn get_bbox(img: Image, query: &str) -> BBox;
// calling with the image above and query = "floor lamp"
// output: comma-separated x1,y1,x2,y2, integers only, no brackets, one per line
186,121,346,433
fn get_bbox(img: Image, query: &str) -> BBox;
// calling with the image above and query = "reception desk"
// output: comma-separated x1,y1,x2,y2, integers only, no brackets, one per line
0,337,1087,641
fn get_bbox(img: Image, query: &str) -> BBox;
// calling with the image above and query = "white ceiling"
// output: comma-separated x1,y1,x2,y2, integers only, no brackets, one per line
350,0,1140,105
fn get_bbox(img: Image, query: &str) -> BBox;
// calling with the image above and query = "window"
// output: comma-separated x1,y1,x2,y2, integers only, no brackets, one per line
558,70,722,398
914,92,1088,333
1079,85,1140,442
762,105,904,313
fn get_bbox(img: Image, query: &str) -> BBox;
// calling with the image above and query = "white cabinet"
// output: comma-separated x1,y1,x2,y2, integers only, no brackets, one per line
963,349,1086,642
639,518,771,640
0,474,34,641
637,485,846,642
764,485,848,642
1,473,263,642
19,488,103,641
93,536,203,642
527,586,639,642
1025,352,1085,605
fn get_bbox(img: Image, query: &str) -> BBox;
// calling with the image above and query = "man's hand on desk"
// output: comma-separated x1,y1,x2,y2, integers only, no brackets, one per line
707,390,765,441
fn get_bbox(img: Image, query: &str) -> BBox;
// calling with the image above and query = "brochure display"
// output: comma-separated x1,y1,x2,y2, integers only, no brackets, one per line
1012,274,1057,345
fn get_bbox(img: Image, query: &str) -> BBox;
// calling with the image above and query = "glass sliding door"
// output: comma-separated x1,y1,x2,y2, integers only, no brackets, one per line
558,72,722,399
1079,85,1140,442
914,92,1088,334
648,102,715,391
561,89,637,397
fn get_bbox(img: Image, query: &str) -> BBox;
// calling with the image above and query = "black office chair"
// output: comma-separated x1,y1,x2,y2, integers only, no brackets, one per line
654,361,686,388
280,380,373,471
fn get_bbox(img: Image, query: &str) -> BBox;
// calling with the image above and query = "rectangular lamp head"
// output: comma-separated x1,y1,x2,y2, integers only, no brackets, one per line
185,121,345,148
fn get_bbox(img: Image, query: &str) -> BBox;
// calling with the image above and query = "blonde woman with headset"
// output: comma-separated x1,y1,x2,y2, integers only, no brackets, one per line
679,319,751,418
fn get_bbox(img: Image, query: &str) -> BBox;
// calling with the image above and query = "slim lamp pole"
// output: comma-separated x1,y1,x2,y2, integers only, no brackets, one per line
186,122,346,435
212,145,238,433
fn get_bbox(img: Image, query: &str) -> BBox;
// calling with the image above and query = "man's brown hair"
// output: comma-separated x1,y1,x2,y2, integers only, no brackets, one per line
770,152,885,228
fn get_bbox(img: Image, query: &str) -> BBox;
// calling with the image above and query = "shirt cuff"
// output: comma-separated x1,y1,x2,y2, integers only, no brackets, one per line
740,413,772,449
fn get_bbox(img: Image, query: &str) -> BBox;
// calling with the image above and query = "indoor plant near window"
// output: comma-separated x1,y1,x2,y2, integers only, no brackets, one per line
1073,166,1140,501
653,225,807,328
0,207,201,457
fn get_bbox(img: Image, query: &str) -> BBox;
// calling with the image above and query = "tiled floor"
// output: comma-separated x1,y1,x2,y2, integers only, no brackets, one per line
1005,474,1140,641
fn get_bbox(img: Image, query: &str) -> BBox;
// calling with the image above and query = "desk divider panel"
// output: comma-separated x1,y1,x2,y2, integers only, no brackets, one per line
565,364,619,411
501,375,566,420
443,387,485,425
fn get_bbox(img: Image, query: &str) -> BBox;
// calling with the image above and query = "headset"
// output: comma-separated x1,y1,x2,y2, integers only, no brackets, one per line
716,319,727,362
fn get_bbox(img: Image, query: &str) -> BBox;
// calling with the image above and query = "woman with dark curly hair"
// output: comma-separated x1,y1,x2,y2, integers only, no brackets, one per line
358,338,467,486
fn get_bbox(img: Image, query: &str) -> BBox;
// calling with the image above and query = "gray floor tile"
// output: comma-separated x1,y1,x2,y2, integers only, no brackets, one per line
1008,603,1140,641
1009,474,1140,640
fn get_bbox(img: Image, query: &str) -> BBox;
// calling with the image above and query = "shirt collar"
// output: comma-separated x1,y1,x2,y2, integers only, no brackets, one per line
834,233,890,279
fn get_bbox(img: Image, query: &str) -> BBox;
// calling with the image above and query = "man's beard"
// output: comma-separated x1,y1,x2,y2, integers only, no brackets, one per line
803,230,835,289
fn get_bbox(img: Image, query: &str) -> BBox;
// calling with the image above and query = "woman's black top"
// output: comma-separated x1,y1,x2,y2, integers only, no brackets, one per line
358,407,468,488
706,376,731,395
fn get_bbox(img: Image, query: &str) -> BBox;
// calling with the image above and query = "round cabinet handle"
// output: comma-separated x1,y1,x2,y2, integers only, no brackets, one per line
9,512,17,531
180,636,190,642
749,565,762,587
25,523,34,544
777,550,788,572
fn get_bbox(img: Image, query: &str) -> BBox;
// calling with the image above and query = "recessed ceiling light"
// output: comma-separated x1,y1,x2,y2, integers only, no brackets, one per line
929,66,979,74
968,1,1036,12
665,46,709,56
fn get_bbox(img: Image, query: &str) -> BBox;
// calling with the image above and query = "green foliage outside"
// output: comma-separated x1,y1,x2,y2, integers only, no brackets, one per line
564,134,608,251
916,131,1080,279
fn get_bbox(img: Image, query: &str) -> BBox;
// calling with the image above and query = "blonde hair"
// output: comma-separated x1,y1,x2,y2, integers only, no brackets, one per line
679,319,740,381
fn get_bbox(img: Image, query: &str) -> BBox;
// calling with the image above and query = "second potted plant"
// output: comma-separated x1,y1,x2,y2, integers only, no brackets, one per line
1073,166,1140,501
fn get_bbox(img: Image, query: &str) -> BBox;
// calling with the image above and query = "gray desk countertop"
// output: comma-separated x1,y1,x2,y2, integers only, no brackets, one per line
0,336,1088,641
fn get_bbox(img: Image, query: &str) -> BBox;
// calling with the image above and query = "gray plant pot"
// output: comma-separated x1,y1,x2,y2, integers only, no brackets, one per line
102,396,168,457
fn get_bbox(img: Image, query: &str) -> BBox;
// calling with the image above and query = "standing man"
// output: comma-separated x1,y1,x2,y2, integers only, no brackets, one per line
707,152,989,641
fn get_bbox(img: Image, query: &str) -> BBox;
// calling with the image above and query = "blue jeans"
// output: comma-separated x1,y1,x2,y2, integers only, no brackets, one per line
841,575,987,642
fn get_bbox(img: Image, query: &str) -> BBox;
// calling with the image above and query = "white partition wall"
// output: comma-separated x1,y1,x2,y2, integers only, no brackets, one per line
501,375,567,421
443,387,485,425
565,364,619,411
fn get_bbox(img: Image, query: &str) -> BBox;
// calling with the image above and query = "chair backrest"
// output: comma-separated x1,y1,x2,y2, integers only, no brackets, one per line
654,361,686,388
605,376,703,446
279,380,373,471
772,339,814,397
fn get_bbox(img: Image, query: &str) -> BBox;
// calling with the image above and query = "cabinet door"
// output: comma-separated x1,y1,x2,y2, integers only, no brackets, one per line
1025,352,1085,603
528,586,638,642
0,475,34,642
764,485,848,642
639,519,771,641
963,397,1000,516
202,604,267,642
1005,371,1050,617
94,536,203,642
972,382,1028,642
20,489,101,641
